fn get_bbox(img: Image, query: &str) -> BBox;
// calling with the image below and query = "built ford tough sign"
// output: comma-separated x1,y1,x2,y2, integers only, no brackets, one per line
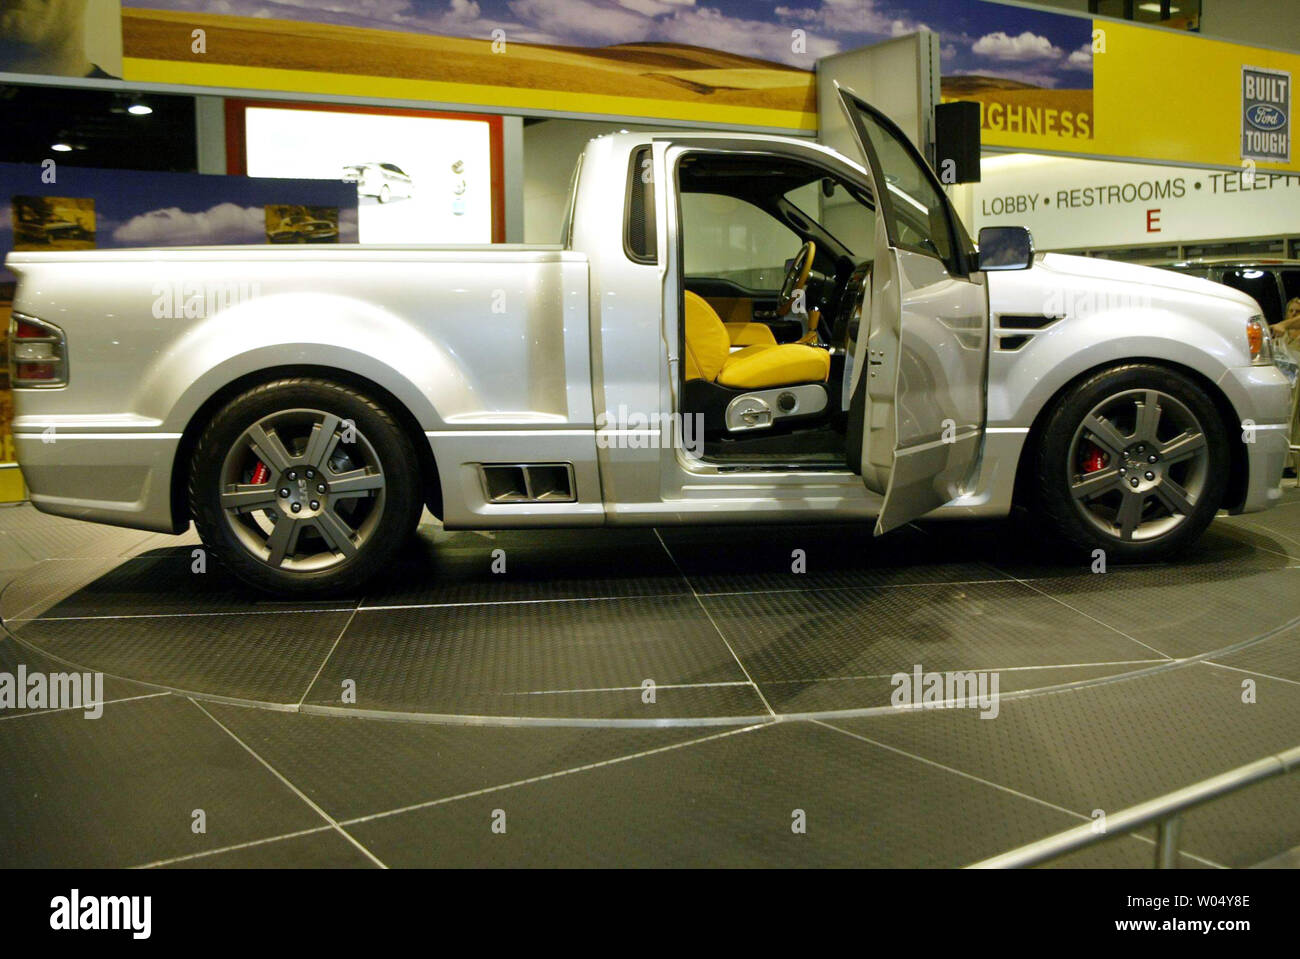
5,90,1291,594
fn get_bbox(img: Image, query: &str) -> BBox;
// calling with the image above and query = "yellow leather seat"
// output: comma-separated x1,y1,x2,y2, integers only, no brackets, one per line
723,322,778,347
684,290,829,390
716,344,830,389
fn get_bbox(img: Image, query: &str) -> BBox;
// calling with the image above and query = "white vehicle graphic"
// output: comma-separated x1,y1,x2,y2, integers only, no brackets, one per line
343,162,415,204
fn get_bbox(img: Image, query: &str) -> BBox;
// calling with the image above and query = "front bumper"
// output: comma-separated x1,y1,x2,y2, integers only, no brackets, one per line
1236,422,1290,514
1217,365,1293,514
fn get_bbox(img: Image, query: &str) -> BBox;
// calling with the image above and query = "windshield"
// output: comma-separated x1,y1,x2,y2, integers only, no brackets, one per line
782,177,876,258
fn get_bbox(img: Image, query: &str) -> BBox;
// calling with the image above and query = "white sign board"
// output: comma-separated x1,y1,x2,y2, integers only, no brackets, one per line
971,153,1300,250
245,107,493,245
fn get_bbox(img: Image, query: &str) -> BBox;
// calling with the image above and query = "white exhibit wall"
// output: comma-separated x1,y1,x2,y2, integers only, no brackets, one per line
963,152,1300,251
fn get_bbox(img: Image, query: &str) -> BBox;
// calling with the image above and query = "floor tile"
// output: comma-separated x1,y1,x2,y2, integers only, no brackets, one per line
344,720,1090,868
0,695,326,868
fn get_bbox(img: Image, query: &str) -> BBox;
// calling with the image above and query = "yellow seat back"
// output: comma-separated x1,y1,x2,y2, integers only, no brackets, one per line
683,290,731,383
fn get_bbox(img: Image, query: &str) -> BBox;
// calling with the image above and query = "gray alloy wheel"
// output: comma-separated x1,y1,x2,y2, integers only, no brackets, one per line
191,377,422,595
1067,388,1211,543
1034,363,1229,562
219,408,386,572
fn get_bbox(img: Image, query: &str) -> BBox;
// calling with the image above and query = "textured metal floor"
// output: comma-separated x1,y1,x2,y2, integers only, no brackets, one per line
1,490,1298,868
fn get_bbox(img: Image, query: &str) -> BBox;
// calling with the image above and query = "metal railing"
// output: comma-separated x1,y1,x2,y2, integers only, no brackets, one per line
969,743,1300,868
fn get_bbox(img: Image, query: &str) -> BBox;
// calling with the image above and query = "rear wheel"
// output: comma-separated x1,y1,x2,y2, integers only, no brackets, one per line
1034,364,1229,562
190,378,422,594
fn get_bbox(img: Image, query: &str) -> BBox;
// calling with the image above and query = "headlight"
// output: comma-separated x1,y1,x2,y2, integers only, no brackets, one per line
1247,315,1274,365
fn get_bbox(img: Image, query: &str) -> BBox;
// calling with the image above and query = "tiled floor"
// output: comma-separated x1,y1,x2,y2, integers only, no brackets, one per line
1,490,1298,868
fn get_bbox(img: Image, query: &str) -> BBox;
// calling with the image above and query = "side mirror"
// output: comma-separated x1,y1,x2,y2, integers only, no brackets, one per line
977,226,1034,272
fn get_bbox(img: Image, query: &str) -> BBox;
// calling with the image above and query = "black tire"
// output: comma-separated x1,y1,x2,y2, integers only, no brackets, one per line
1033,363,1229,563
190,378,422,595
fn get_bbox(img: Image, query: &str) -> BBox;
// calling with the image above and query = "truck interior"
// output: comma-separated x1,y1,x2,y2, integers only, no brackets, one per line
671,149,879,467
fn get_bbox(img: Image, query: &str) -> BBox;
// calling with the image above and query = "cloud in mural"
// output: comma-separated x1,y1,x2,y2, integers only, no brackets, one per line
506,0,657,42
972,31,1063,63
132,0,487,35
1065,43,1093,71
338,205,360,241
616,0,694,16
113,203,266,246
776,0,927,38
658,7,840,63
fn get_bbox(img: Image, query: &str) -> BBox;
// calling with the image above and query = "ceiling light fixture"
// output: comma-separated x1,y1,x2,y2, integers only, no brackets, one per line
127,102,153,116
51,142,73,152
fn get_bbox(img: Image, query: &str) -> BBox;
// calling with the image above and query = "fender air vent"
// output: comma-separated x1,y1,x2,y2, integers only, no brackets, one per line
479,463,576,503
996,314,1062,330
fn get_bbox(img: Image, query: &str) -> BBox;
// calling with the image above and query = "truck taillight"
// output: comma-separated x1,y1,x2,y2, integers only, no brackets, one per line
9,313,68,388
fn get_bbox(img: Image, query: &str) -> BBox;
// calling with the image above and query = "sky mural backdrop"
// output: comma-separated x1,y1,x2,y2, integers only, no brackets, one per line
123,0,1094,87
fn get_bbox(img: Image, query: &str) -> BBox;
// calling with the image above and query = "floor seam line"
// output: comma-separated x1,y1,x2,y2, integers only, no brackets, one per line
653,528,777,720
297,602,362,708
337,722,770,828
4,557,121,623
132,825,338,869
9,606,354,623
990,565,1174,660
1201,660,1300,688
186,697,389,869
809,719,1226,869
0,690,171,721
811,719,1093,820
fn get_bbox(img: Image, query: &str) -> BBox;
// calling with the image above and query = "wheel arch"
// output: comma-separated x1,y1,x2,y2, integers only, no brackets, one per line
1011,357,1248,515
169,364,442,534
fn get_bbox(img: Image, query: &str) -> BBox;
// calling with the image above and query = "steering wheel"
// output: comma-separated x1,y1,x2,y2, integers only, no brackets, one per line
777,240,816,317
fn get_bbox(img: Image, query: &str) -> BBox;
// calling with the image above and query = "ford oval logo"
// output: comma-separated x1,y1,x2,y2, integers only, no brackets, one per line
1246,104,1288,131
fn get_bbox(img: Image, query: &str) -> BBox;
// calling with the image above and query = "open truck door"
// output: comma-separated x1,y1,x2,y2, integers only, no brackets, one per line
837,85,991,535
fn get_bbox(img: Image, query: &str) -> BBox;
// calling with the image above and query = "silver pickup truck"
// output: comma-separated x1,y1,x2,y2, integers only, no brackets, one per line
5,90,1292,594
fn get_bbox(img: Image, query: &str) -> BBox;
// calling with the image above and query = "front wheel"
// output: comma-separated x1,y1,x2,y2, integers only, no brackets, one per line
190,378,422,595
1033,364,1229,562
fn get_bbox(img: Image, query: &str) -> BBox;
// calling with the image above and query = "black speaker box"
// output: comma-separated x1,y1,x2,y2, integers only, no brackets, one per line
935,101,981,184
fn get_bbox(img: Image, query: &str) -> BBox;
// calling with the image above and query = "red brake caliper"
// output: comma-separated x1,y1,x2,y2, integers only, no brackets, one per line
250,461,270,485
1080,442,1108,474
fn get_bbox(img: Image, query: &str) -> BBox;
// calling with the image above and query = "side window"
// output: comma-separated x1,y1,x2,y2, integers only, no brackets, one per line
844,103,964,274
680,192,801,291
1221,268,1284,325
625,147,657,264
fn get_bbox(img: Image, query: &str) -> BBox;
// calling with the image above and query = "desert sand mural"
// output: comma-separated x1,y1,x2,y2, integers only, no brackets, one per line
121,1,1094,139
